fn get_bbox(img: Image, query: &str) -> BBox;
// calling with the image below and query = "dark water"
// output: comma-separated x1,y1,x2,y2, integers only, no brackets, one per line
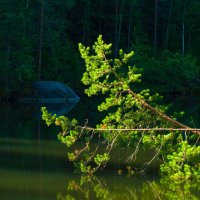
0,96,199,200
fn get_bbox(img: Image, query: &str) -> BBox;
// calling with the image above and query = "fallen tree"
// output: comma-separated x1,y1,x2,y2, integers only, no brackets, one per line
42,35,200,182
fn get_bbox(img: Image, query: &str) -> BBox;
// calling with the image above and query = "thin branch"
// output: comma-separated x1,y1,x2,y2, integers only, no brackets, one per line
107,131,121,154
144,138,164,166
77,126,200,135
126,131,144,162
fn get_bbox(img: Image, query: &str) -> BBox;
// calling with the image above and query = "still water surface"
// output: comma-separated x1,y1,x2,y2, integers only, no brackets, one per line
0,96,199,200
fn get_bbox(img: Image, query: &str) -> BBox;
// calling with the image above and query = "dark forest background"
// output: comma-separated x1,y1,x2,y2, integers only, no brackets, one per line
0,0,200,99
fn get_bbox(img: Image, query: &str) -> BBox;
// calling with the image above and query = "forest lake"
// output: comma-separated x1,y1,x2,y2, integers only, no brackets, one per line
0,94,199,200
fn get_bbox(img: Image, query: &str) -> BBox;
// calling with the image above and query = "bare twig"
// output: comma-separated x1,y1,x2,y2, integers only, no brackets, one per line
126,131,145,162
77,125,200,135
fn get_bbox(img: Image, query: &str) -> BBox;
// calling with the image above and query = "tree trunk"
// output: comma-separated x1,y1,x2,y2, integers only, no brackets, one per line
182,21,185,59
38,0,44,80
115,0,124,56
182,1,186,59
127,2,133,49
26,0,30,8
116,3,123,51
114,0,119,56
127,89,200,135
83,0,91,44
154,0,158,54
164,0,172,49
5,42,11,97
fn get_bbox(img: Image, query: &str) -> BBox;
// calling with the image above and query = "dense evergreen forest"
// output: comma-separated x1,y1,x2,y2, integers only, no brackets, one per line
0,0,200,99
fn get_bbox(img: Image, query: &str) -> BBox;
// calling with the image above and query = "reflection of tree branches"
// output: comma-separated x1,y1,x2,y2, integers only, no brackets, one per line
57,174,200,200
68,180,88,195
59,175,111,200
146,182,161,200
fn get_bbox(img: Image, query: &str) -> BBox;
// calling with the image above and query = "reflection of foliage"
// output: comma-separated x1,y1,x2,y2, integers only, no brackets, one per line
57,175,200,200
57,176,111,200
42,35,200,181
158,178,200,200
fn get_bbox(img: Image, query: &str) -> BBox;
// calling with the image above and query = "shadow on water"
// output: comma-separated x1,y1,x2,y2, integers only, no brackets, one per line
0,94,199,199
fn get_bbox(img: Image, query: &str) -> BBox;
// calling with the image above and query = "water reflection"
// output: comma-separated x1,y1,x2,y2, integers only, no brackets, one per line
57,175,200,200
0,101,77,200
0,95,199,200
18,100,79,118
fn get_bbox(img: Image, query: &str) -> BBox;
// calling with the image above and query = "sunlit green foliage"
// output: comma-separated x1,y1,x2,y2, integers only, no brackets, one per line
42,36,200,182
160,140,200,181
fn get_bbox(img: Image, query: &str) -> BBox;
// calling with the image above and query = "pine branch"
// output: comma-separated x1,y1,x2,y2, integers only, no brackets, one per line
127,89,200,135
